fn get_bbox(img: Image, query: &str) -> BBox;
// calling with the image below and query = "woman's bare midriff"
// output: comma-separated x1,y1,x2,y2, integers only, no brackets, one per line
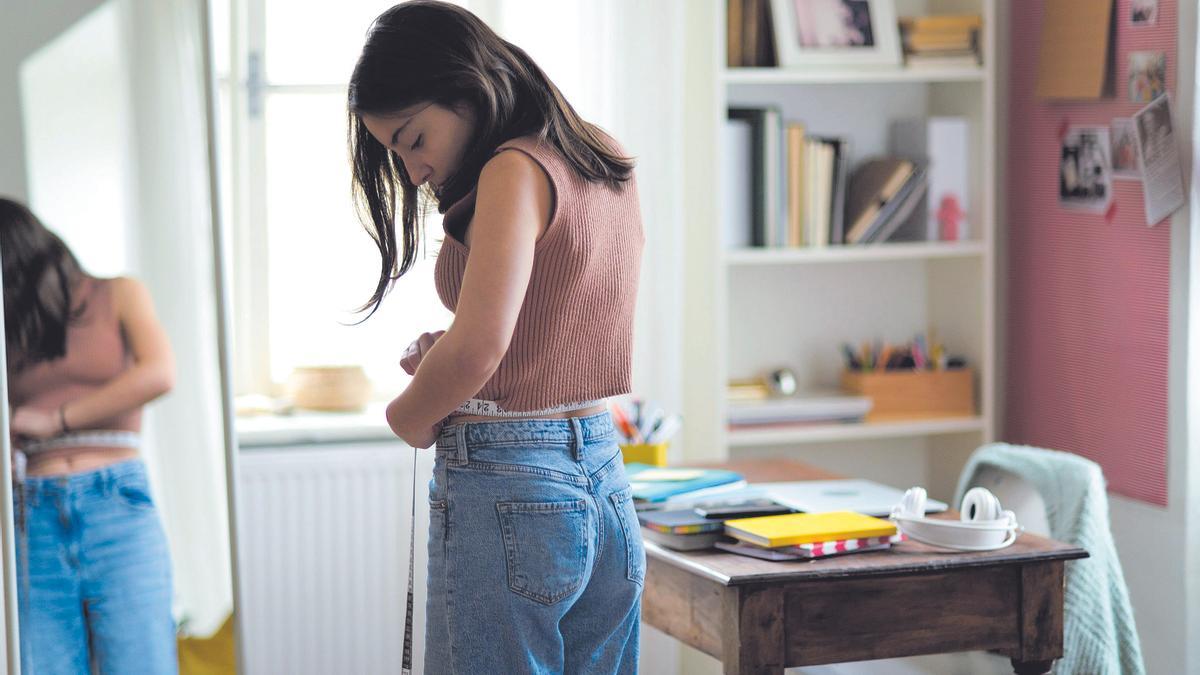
445,403,607,426
23,446,140,478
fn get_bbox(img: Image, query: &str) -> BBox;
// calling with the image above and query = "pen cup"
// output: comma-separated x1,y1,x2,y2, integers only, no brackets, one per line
619,442,669,467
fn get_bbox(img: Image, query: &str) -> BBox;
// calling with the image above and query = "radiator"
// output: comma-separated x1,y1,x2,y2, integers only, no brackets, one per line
237,443,434,674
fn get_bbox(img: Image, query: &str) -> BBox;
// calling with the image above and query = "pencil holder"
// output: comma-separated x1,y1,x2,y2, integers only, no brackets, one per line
619,443,669,467
841,368,975,421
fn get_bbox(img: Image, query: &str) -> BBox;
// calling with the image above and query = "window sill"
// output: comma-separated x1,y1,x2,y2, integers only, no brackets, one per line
236,402,397,448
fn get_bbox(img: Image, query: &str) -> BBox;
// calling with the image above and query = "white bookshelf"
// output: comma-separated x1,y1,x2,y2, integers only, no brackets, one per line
728,416,986,448
721,65,986,85
680,0,998,500
724,240,986,266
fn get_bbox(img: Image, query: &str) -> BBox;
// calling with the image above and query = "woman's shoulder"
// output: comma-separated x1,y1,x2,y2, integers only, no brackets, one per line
107,276,155,315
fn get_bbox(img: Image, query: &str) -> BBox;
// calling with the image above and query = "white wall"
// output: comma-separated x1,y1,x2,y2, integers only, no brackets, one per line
18,1,135,276
1106,2,1198,674
0,0,111,201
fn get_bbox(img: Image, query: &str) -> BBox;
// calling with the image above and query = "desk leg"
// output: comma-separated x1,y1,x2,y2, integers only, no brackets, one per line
1011,561,1065,675
720,586,785,675
1010,659,1053,674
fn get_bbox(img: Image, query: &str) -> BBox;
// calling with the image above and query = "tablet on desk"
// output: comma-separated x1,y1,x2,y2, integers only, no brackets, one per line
758,479,948,517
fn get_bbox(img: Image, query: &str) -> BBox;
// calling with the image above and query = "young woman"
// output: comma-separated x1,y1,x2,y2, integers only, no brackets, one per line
1,198,178,674
348,2,645,672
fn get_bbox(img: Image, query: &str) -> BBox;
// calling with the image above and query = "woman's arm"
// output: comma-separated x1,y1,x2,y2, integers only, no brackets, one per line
386,149,552,447
60,277,176,431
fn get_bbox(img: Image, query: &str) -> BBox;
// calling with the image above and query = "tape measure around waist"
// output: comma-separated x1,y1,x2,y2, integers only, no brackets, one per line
18,430,141,455
452,398,606,418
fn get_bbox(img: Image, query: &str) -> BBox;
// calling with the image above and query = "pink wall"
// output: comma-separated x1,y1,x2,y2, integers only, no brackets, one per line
1005,0,1175,505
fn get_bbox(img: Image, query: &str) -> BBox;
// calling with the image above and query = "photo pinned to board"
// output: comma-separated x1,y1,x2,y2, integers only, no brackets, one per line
1131,0,1158,26
1109,118,1141,180
1128,51,1166,103
1133,94,1186,227
1059,127,1112,214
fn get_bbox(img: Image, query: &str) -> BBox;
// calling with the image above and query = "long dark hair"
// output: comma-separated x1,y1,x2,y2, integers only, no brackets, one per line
348,0,635,317
0,198,88,372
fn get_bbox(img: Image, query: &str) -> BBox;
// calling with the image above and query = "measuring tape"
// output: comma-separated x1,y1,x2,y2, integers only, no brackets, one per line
401,450,417,674
18,430,141,455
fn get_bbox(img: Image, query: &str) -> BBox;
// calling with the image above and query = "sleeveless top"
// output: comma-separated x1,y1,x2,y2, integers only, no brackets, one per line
433,131,644,415
8,277,142,442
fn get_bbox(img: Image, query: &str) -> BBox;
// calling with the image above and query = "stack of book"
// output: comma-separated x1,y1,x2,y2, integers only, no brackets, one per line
725,107,850,249
718,511,905,561
637,499,792,551
843,158,928,245
626,464,748,512
898,14,983,68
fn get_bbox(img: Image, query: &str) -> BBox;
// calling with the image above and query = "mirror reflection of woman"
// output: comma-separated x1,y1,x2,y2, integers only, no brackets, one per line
347,2,645,672
1,198,178,674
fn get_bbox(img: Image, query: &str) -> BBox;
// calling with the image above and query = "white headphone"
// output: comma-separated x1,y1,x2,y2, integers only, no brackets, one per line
890,486,1021,552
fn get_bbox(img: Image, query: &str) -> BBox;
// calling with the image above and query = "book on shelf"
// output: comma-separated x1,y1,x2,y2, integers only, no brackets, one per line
890,117,970,241
859,165,928,244
844,158,929,244
905,53,983,69
899,14,983,66
723,117,754,249
728,107,785,248
726,0,776,68
728,107,849,250
727,392,872,426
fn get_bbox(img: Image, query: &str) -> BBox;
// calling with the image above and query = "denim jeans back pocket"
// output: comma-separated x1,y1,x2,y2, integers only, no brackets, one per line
496,499,588,605
609,486,646,585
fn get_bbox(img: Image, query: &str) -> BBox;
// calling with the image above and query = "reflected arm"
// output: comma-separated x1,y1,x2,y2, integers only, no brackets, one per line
60,277,176,431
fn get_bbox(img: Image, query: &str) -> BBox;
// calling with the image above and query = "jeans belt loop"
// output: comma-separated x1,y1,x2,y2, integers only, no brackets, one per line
570,417,585,461
453,424,469,466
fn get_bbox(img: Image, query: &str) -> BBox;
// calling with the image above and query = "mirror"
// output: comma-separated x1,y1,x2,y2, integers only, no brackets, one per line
0,0,241,671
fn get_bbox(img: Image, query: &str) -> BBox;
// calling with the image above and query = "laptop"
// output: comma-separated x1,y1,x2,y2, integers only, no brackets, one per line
757,479,948,517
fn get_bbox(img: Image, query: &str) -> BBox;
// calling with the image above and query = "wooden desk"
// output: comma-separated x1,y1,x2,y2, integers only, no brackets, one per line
640,459,1088,675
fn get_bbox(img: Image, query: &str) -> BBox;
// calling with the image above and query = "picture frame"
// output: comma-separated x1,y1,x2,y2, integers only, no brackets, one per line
768,0,902,68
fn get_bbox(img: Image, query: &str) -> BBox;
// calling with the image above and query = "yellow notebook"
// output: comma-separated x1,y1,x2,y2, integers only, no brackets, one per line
724,511,897,548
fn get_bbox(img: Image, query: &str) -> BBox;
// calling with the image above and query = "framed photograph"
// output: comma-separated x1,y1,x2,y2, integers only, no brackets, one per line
769,0,902,68
1109,118,1141,180
1059,126,1112,214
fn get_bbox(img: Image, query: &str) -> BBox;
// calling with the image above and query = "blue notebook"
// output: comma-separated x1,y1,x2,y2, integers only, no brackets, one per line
625,464,745,503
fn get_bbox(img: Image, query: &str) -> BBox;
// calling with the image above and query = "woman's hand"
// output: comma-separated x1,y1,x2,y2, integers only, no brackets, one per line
385,398,443,449
393,419,443,450
400,330,446,376
11,406,62,440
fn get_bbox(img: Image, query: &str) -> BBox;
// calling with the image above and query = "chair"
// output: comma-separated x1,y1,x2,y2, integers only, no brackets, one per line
955,443,1146,675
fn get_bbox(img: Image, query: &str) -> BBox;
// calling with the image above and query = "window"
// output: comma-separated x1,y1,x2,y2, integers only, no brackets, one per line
215,0,612,399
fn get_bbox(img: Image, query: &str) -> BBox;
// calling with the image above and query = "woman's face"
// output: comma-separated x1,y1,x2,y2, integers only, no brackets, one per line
361,102,476,192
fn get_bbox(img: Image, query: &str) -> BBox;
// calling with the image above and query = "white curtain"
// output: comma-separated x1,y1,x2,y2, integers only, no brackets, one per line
119,0,233,637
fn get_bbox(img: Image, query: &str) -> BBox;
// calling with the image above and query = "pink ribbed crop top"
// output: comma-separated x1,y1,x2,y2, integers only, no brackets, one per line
433,131,644,414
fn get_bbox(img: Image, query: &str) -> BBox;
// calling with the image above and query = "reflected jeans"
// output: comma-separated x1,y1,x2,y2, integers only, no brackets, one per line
15,459,176,674
425,411,645,674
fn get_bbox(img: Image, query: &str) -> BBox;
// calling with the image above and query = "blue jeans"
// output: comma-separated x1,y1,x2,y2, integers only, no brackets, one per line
425,411,645,674
15,459,177,674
